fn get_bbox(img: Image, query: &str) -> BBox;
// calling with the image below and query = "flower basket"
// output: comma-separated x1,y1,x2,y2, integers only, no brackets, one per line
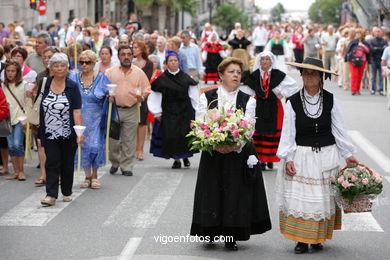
332,164,383,213
186,101,255,154
335,194,376,213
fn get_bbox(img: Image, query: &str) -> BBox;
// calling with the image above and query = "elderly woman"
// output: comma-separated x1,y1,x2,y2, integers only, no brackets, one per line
345,28,371,95
244,51,299,170
147,50,198,169
95,46,116,73
190,57,271,250
69,50,110,189
277,58,358,254
38,53,83,206
2,61,27,181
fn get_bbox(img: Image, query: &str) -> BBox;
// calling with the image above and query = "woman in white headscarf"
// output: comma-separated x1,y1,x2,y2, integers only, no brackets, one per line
201,32,227,84
244,51,299,170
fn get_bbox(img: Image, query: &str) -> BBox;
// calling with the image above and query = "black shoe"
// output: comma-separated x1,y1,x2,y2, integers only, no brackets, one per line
352,92,356,96
371,91,376,95
183,158,190,167
36,163,40,169
311,243,323,251
267,162,273,169
294,242,309,254
172,160,181,169
122,171,133,176
260,162,266,171
109,167,118,174
225,241,238,251
379,91,384,96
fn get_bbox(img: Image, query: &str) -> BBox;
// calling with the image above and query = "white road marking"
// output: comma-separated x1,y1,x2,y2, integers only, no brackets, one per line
385,176,390,183
340,212,384,232
103,171,182,228
348,130,390,173
118,237,142,260
0,171,107,226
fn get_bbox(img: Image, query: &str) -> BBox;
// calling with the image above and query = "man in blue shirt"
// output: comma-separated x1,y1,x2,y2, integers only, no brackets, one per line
370,27,387,95
180,31,203,82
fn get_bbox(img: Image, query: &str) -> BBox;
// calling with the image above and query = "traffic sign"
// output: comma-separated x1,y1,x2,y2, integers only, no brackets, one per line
38,0,47,16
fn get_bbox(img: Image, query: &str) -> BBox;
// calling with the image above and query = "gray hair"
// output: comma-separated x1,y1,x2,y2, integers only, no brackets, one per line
48,53,69,69
37,32,52,46
157,36,166,44
134,32,144,41
148,54,161,69
181,30,191,38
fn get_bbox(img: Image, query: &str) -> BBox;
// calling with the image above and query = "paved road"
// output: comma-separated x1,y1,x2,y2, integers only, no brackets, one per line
0,70,390,260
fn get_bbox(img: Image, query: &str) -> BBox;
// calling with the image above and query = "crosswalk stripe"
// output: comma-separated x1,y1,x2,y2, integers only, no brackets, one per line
103,171,182,228
340,212,384,232
348,130,390,173
0,170,107,227
118,237,142,260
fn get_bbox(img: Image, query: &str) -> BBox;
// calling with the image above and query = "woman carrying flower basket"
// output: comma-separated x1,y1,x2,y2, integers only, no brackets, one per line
244,51,299,170
276,57,358,254
190,57,271,251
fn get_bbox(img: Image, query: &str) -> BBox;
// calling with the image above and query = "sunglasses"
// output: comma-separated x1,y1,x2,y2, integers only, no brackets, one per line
79,60,93,65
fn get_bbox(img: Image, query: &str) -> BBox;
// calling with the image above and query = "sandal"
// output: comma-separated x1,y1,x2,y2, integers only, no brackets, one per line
91,179,101,189
80,179,91,188
18,173,26,181
6,173,19,180
35,178,46,187
0,170,9,175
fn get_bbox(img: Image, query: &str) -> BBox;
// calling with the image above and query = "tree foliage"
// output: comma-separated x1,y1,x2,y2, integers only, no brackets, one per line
212,3,250,32
308,0,344,26
271,3,286,22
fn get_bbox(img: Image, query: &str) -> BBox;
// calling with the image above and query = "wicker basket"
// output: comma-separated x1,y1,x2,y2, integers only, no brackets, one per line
336,164,377,213
335,194,376,213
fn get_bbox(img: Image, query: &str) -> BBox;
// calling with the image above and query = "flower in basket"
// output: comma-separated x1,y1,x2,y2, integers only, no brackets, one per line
186,105,255,154
331,164,383,206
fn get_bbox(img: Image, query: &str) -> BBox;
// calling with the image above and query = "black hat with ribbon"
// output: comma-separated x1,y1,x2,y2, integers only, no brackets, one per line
286,57,338,80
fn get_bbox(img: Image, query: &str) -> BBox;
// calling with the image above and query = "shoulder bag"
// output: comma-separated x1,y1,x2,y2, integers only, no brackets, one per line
109,100,121,140
27,77,47,126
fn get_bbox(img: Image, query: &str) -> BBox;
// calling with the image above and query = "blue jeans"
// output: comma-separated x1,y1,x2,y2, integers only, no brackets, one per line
7,122,25,157
371,62,383,92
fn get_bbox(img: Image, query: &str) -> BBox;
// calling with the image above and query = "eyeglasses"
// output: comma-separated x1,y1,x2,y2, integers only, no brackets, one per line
79,60,93,65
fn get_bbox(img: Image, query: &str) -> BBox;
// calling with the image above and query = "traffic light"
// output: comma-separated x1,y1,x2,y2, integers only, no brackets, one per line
30,0,37,10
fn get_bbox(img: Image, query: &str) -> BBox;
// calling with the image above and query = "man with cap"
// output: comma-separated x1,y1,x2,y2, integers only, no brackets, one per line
276,57,358,254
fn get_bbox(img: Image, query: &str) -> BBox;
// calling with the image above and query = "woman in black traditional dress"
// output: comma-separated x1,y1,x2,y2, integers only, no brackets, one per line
228,30,251,73
244,51,299,170
147,50,199,169
201,32,227,84
190,57,271,251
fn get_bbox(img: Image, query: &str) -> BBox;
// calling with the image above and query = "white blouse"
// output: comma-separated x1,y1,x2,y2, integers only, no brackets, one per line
196,85,256,121
147,69,199,117
277,88,356,162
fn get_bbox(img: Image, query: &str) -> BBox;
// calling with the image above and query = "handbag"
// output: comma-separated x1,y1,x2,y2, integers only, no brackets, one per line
109,101,121,140
351,56,363,67
27,77,47,125
0,117,12,137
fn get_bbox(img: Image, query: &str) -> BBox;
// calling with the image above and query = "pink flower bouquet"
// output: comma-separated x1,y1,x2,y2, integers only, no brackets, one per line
187,106,255,154
332,164,383,208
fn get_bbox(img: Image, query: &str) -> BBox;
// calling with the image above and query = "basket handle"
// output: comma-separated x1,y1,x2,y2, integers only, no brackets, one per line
339,163,373,175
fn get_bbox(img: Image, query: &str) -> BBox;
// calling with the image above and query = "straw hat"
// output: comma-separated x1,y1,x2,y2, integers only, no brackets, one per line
286,57,338,76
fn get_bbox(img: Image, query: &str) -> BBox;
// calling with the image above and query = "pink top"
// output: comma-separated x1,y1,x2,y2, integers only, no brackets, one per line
353,45,370,62
292,33,305,49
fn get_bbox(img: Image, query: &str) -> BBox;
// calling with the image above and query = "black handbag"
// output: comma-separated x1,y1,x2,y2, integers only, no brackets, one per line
351,56,363,67
0,117,12,137
109,102,121,140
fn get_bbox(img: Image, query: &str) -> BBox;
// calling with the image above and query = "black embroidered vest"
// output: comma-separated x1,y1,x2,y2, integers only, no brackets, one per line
289,89,336,148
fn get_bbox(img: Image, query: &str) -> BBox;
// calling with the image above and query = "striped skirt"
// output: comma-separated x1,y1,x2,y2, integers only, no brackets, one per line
279,209,342,244
253,99,283,163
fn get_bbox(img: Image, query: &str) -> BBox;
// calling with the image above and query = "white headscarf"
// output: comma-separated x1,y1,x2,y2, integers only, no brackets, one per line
207,32,219,43
252,51,277,72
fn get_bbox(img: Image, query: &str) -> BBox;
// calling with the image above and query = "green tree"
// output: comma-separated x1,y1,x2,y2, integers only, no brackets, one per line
212,3,250,33
308,0,344,26
271,3,286,22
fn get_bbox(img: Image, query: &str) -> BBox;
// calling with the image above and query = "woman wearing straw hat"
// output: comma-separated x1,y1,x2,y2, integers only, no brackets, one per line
276,57,358,254
244,51,299,171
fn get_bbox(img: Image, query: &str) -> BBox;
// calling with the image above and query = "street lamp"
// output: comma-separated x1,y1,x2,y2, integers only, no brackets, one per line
208,0,213,23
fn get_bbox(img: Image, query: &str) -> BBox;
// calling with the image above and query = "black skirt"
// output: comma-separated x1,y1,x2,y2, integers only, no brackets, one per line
190,143,272,241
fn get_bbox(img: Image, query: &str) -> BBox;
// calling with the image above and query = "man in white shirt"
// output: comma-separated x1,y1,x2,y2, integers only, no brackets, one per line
154,36,166,71
321,25,339,71
252,23,268,54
